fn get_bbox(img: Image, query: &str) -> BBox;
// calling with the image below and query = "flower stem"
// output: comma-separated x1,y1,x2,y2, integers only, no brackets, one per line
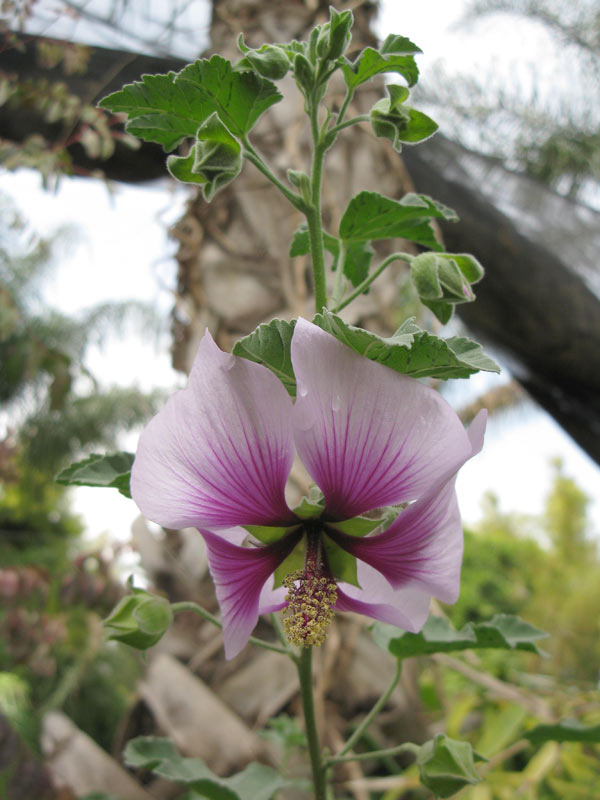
296,646,328,799
326,742,419,767
306,101,329,314
333,251,415,313
242,138,307,213
171,601,291,656
336,660,402,757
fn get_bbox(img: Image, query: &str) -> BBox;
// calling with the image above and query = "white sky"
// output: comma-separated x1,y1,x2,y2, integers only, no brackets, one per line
3,0,599,543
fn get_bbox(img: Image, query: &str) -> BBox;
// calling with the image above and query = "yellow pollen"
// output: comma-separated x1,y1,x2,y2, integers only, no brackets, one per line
281,570,338,647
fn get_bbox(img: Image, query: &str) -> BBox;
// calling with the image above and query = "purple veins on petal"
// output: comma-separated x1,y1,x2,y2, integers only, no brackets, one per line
200,527,301,659
290,318,476,519
130,329,295,531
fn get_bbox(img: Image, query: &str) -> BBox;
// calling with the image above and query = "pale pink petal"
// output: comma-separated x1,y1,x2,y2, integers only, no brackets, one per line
291,319,475,519
335,562,431,631
131,330,295,530
200,528,301,659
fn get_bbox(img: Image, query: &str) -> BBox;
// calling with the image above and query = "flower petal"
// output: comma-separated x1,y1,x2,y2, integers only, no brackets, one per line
326,410,487,603
335,561,431,631
131,330,295,530
326,480,462,603
200,528,300,659
291,319,475,518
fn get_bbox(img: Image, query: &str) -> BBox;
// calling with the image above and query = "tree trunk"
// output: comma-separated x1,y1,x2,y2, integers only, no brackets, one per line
170,0,416,372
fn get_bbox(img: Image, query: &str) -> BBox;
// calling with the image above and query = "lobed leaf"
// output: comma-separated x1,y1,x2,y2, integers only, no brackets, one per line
56,452,134,498
124,737,290,800
342,47,420,89
373,613,549,660
232,318,296,395
99,55,281,150
313,311,500,380
177,55,281,137
339,190,457,251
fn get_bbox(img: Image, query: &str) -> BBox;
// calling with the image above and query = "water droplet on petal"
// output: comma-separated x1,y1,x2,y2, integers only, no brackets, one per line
297,380,308,398
331,393,341,412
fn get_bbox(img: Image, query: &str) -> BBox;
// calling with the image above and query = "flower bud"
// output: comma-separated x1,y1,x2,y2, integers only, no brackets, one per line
417,734,481,798
370,84,437,152
104,587,173,650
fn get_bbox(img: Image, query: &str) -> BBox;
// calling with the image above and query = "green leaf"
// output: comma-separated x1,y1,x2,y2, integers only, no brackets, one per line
289,225,339,259
167,112,242,200
339,191,457,251
342,47,420,89
99,56,281,151
236,36,291,80
380,34,422,56
56,452,134,498
417,734,482,798
98,72,210,151
342,241,375,287
526,719,600,745
177,55,282,137
373,614,549,660
313,310,500,380
369,84,438,152
232,318,296,396
123,737,289,800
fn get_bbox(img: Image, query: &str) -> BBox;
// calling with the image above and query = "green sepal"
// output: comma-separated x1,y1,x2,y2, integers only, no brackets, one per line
292,486,325,520
167,113,242,200
273,539,306,589
411,251,485,323
417,734,482,798
313,310,500,380
56,451,134,498
326,516,383,537
236,35,291,80
339,190,458,252
322,536,359,587
104,584,173,650
373,613,549,660
244,524,301,545
370,84,438,152
287,169,311,204
232,318,296,396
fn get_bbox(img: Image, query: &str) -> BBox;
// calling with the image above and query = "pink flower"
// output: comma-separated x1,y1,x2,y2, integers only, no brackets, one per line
131,319,486,658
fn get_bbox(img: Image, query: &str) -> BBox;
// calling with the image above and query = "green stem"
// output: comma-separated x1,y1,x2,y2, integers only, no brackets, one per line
331,240,346,307
242,139,307,213
336,86,355,125
306,102,328,313
326,742,419,767
334,251,415,313
337,660,402,757
171,601,292,656
297,646,328,800
328,114,370,137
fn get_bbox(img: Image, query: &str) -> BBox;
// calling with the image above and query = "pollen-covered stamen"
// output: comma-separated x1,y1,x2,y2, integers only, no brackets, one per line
282,528,337,647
